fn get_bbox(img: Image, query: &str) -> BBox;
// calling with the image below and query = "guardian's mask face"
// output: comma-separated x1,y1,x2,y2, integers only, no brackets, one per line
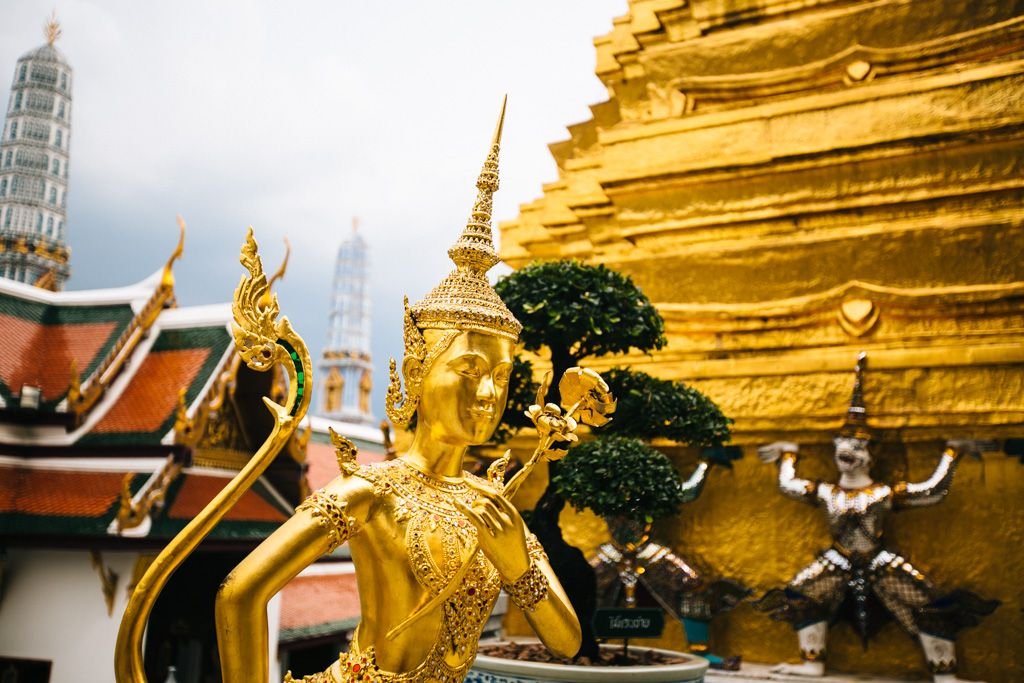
833,436,871,475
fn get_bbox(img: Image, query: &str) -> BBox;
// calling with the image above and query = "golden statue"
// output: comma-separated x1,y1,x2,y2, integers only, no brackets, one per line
325,365,344,413
359,366,372,415
117,100,589,683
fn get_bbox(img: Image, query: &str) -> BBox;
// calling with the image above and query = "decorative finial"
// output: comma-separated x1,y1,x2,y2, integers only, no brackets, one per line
161,216,187,289
352,216,359,234
266,237,291,291
839,351,873,440
447,95,507,274
44,11,62,46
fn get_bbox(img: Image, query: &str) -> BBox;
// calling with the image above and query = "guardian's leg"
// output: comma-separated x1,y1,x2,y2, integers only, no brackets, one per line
920,633,978,683
770,621,827,676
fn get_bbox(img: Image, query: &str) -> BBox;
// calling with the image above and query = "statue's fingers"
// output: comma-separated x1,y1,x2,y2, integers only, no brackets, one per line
454,500,492,535
484,488,518,516
465,476,499,497
475,506,503,536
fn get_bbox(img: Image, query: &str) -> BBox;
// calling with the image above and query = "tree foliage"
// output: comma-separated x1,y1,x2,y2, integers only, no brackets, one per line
552,436,686,523
599,367,732,447
495,261,666,367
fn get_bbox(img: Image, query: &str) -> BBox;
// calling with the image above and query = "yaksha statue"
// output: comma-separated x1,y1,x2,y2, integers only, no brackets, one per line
755,353,998,682
219,102,582,682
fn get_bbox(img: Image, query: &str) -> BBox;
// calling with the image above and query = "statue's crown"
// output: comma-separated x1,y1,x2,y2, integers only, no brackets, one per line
408,97,522,342
838,352,874,441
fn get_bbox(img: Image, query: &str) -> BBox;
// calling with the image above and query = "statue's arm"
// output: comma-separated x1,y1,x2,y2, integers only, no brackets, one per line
459,479,581,659
759,442,818,504
893,442,963,508
520,535,583,659
215,476,370,683
679,461,710,504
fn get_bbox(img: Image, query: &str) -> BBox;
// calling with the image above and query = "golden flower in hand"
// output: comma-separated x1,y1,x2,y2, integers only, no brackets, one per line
558,367,616,427
525,403,578,461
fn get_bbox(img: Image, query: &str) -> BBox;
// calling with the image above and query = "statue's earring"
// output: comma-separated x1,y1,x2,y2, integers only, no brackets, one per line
385,357,419,427
386,296,428,427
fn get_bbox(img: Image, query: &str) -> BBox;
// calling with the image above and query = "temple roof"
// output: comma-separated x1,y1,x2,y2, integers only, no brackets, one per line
0,280,137,413
19,43,70,66
279,563,361,644
0,463,290,541
0,259,304,544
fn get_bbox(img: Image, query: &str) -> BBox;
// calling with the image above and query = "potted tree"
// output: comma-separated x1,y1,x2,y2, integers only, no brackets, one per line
469,261,735,682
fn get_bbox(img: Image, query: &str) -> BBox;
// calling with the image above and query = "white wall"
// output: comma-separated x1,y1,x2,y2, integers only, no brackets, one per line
0,548,139,683
0,548,284,682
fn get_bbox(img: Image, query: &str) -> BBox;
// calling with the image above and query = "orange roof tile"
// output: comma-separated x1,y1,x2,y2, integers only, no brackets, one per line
92,348,211,433
0,466,124,517
305,441,386,492
167,474,288,523
280,569,361,630
0,313,118,401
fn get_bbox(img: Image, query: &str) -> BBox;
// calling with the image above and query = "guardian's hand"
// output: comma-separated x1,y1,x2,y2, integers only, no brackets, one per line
944,439,991,459
758,441,799,464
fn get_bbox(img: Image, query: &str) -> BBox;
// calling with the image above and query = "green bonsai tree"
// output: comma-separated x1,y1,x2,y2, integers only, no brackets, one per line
552,435,687,524
495,260,665,403
599,367,732,446
494,260,734,660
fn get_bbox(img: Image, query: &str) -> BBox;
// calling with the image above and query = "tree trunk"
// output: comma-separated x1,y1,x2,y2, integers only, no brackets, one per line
527,488,601,660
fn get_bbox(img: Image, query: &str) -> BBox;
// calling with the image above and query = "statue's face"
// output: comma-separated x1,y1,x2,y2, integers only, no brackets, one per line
415,330,515,446
833,436,871,475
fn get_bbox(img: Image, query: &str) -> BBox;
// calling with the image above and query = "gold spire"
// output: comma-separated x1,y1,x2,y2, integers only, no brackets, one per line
161,216,187,289
44,11,62,46
409,96,521,341
448,94,506,273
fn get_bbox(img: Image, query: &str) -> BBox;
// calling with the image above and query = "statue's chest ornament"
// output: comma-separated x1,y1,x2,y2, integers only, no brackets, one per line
358,461,502,657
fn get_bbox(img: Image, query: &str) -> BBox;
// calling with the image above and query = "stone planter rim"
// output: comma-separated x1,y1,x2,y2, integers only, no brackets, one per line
471,639,708,682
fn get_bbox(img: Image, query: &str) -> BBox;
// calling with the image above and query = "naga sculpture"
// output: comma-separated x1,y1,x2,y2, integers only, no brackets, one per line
117,100,603,683
755,353,998,681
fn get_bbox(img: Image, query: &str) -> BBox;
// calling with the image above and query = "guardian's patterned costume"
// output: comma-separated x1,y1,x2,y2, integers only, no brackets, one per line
755,355,998,677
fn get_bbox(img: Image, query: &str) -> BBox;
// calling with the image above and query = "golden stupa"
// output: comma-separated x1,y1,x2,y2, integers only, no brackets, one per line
500,1,1024,680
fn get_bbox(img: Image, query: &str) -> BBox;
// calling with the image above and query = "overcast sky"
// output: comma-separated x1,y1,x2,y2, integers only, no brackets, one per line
0,1,627,417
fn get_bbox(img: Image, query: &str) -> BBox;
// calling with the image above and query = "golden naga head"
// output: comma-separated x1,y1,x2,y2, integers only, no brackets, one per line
386,98,521,428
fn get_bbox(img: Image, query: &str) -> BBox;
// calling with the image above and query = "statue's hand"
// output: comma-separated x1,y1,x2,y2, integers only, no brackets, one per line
758,441,798,463
457,478,530,583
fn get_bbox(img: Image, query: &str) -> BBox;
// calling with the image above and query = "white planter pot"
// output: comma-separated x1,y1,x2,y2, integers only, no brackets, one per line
467,642,708,683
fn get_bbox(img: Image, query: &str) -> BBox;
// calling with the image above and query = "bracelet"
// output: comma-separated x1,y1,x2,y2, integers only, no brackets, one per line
503,562,549,612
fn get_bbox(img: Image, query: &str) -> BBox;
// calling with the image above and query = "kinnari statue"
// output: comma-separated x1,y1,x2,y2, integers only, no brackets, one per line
116,100,599,683
755,353,998,682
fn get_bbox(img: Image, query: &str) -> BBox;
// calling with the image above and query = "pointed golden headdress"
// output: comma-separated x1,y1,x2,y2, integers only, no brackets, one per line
409,96,522,341
386,98,522,426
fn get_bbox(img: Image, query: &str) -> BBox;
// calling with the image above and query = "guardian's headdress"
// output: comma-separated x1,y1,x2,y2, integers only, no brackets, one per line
386,98,522,426
838,352,874,441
